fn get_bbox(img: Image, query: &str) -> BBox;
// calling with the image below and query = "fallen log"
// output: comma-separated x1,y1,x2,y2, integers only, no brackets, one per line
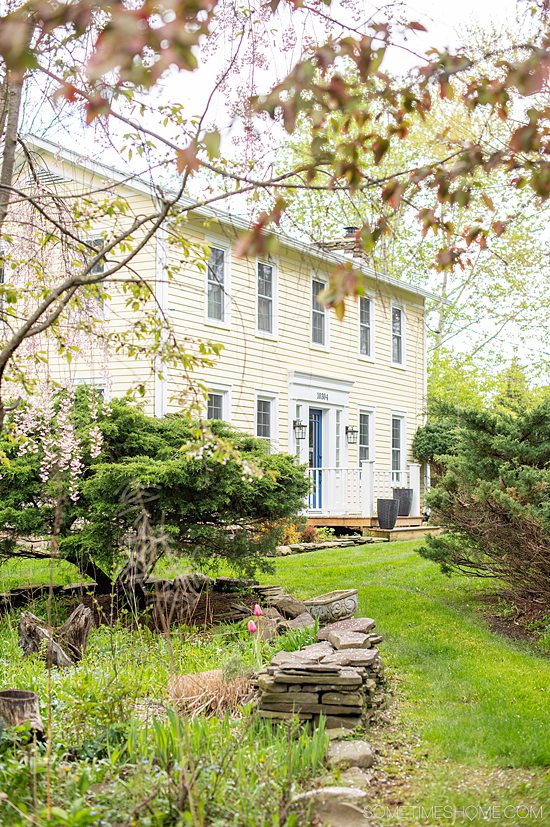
18,604,94,667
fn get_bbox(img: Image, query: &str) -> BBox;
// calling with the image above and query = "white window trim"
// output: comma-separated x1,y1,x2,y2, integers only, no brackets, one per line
358,406,376,465
74,376,110,402
391,412,407,480
255,257,278,339
390,304,406,369
255,390,279,451
206,382,232,423
310,274,330,351
204,239,231,329
358,294,375,362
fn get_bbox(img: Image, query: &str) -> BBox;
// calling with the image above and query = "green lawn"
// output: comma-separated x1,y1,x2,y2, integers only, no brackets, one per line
264,541,550,768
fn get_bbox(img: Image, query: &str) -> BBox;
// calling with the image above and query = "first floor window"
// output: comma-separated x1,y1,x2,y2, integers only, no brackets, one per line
359,412,371,465
256,397,272,440
359,297,372,357
311,278,326,345
207,392,224,420
257,261,274,334
392,306,404,364
207,247,225,321
392,416,404,481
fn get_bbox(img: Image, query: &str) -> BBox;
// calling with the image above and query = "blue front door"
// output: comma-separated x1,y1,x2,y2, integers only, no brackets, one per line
309,408,323,509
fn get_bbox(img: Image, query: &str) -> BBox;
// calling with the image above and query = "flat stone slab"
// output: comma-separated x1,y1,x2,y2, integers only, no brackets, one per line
328,740,375,769
285,611,315,630
339,767,374,788
324,714,362,730
321,691,363,706
323,648,379,668
272,668,363,687
258,709,312,721
326,630,369,650
317,617,376,640
261,692,319,705
268,594,307,619
291,786,370,827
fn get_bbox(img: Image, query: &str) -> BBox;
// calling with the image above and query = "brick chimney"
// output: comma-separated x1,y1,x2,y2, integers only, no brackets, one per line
315,226,370,263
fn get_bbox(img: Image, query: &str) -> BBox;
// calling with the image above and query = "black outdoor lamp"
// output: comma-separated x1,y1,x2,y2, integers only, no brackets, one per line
293,419,307,440
345,425,358,444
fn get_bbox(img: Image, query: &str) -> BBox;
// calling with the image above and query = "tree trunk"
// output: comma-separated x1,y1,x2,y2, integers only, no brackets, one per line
18,604,94,667
0,689,44,736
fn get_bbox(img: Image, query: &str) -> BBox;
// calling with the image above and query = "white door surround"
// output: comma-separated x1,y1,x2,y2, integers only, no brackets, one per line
288,371,354,466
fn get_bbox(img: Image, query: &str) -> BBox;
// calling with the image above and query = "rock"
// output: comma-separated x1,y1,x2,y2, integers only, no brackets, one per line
324,715,362,730
256,618,279,641
213,577,258,593
268,594,308,619
271,668,363,687
257,673,279,692
321,691,363,706
258,709,313,720
317,617,376,641
323,648,379,668
260,692,319,705
263,607,284,620
366,634,383,645
291,787,370,827
326,727,349,740
277,545,292,555
326,630,369,650
300,641,335,657
328,740,375,769
286,611,315,630
338,767,374,788
173,573,213,593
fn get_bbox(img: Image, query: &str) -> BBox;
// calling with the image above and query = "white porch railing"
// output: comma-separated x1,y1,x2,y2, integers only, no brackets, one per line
306,462,421,518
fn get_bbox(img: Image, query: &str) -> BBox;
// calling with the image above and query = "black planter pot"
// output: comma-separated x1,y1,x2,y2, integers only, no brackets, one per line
376,498,399,530
392,487,413,517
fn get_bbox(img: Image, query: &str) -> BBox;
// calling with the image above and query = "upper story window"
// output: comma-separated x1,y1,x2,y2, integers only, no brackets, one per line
207,247,226,322
359,297,372,357
391,306,404,365
311,277,326,346
257,261,274,335
87,237,106,276
359,411,371,465
391,415,405,481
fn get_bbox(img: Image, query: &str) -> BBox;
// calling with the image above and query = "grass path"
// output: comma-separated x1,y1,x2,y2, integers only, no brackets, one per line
261,540,550,824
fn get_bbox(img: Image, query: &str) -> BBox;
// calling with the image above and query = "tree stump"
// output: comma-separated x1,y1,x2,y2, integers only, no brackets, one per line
0,689,44,735
18,604,94,667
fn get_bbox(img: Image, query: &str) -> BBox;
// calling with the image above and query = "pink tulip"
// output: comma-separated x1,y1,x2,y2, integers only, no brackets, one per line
253,604,263,617
248,620,258,634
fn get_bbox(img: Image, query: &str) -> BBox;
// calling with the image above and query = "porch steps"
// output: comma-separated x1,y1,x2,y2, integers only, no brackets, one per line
307,515,423,530
366,525,444,542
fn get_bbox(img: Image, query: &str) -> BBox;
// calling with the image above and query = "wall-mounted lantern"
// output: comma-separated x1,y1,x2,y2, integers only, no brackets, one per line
293,419,307,440
345,425,358,444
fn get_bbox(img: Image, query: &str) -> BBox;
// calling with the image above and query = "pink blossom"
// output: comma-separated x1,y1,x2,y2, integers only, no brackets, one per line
253,604,263,617
247,620,257,634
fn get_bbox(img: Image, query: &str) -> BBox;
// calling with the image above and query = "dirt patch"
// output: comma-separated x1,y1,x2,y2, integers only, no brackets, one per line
477,592,549,650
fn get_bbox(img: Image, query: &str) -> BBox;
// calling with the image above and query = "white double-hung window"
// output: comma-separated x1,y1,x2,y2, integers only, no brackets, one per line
206,385,231,422
359,411,372,465
359,296,373,357
207,247,227,322
257,260,275,335
311,277,326,346
391,414,405,482
256,393,277,451
391,306,404,365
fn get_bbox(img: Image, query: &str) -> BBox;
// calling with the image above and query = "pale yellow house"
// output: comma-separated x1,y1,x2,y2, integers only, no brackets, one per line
14,136,437,528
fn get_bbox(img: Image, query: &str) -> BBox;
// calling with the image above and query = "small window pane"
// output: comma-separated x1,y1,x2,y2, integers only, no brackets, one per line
360,297,371,356
257,262,273,333
89,238,105,275
207,248,225,321
392,307,403,363
312,279,326,345
359,412,370,464
256,398,271,439
207,393,223,420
